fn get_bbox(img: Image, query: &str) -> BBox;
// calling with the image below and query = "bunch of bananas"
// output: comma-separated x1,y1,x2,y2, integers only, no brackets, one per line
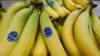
0,0,100,56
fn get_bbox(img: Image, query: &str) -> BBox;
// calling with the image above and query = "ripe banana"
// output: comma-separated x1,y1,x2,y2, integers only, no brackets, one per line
62,9,84,56
40,11,67,56
23,9,39,56
55,0,70,15
0,6,33,56
33,30,48,56
42,0,59,19
63,0,82,11
91,12,100,44
73,0,88,7
30,39,36,56
10,8,39,56
47,0,66,18
74,6,100,56
0,1,28,40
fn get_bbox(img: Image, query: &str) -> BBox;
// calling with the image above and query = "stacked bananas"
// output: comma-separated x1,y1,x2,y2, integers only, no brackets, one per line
0,0,100,56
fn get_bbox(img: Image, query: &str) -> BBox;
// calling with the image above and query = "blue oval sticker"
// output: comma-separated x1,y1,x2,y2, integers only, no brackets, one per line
43,2,48,7
7,31,18,42
44,27,52,37
50,0,55,6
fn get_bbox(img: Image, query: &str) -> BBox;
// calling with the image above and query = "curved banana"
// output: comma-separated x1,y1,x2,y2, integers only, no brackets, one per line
62,9,84,56
63,0,83,11
33,30,48,56
30,40,36,56
73,0,88,7
42,0,59,19
0,1,28,40
47,0,66,18
0,6,33,56
10,8,39,56
91,12,100,44
40,11,67,56
23,9,40,56
56,0,70,15
74,6,100,56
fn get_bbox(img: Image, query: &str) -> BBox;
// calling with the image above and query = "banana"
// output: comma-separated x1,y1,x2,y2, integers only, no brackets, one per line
33,30,48,56
29,9,39,56
0,1,28,40
42,0,59,19
22,9,39,56
74,6,100,56
91,12,100,44
47,0,66,18
40,11,67,56
0,6,33,56
30,39,36,56
63,0,83,11
10,8,39,56
55,0,70,15
53,21,62,37
73,0,88,7
62,9,84,56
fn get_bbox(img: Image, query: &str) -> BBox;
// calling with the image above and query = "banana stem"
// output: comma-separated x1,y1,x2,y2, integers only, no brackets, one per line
87,0,97,8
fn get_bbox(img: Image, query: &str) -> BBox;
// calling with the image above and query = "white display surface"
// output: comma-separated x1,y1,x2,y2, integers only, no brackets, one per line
93,1,100,16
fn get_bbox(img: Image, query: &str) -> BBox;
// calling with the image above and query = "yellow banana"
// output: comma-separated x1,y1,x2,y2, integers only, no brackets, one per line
0,6,33,56
30,39,36,56
42,0,59,19
62,9,84,56
73,0,88,7
10,8,39,56
74,6,100,56
40,11,67,56
0,1,28,40
33,30,48,56
55,0,70,15
47,0,66,18
91,12,100,44
63,0,82,11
